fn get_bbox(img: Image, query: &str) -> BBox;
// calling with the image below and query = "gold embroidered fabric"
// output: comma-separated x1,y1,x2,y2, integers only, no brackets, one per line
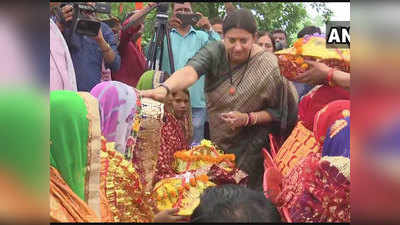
133,97,164,193
101,138,155,222
78,92,102,218
321,156,350,180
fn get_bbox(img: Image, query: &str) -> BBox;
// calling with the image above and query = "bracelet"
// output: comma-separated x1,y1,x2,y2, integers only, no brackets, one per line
101,44,112,53
244,113,250,127
247,113,251,126
252,113,257,126
159,83,170,95
327,68,335,87
249,113,257,126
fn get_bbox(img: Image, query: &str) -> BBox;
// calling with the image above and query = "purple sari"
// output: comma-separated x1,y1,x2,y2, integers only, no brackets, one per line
90,81,138,157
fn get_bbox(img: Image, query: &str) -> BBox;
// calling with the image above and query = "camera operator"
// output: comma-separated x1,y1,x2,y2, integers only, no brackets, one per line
112,3,156,88
161,2,221,146
59,2,121,91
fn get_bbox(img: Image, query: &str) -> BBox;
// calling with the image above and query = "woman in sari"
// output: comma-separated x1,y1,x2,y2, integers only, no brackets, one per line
90,81,140,159
50,90,185,222
50,91,112,222
141,9,298,190
136,71,193,184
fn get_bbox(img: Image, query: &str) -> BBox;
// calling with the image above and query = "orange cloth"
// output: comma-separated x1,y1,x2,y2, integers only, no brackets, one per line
275,121,321,176
50,166,100,222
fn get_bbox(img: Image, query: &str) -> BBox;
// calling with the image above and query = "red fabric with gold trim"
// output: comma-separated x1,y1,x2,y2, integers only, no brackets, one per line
153,112,189,185
275,153,350,222
313,100,350,144
298,85,349,131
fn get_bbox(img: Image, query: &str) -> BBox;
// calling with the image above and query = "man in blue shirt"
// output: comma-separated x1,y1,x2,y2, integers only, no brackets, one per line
160,2,220,145
59,3,121,91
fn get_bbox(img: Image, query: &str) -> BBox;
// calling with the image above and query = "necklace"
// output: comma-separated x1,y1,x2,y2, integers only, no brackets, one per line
228,48,252,95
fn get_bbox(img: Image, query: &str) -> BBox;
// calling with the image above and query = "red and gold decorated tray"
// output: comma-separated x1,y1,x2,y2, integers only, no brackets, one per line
276,36,350,80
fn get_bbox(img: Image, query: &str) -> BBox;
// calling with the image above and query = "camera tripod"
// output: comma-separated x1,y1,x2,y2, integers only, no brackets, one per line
146,4,175,74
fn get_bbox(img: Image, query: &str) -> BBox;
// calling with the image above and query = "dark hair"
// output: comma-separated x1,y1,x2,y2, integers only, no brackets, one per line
272,29,287,38
210,17,223,26
172,89,190,98
297,25,322,38
191,184,281,223
171,2,192,11
223,8,257,35
257,31,276,52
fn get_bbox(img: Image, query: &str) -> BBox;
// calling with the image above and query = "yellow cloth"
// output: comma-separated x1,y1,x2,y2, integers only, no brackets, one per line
276,36,350,62
153,175,215,216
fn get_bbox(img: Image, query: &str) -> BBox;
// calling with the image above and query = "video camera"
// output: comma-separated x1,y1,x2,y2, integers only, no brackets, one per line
60,2,111,37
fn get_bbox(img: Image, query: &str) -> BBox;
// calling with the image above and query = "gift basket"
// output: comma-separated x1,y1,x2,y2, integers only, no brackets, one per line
152,174,215,216
276,35,350,80
173,140,248,185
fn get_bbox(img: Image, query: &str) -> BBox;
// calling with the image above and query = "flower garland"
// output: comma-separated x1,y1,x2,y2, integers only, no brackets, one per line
174,139,235,166
153,174,211,208
293,38,309,70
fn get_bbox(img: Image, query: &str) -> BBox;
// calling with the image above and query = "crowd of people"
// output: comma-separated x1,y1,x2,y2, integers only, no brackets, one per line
50,2,350,223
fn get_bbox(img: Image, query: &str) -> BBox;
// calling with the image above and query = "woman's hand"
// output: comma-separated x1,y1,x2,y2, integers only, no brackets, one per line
293,60,330,85
139,86,168,102
220,111,248,130
153,208,189,222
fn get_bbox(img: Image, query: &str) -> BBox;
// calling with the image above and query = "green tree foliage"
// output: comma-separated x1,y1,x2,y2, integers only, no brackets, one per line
107,2,332,47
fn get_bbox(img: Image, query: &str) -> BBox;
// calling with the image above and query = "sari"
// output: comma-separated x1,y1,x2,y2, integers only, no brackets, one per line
298,85,350,131
322,116,350,158
50,91,154,222
50,91,112,222
187,41,298,190
90,81,139,159
276,153,350,222
313,100,350,144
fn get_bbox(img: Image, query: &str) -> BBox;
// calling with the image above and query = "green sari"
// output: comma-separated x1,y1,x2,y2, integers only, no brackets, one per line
50,91,102,215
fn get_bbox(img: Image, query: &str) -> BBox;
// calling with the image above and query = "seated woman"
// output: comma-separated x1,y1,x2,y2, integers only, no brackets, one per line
50,90,185,222
136,71,193,185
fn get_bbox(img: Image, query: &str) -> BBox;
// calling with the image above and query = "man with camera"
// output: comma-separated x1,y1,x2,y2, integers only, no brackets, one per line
59,2,121,92
112,3,157,88
161,2,221,146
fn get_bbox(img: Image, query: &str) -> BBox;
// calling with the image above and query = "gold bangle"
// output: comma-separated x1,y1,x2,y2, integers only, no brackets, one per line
252,112,257,126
